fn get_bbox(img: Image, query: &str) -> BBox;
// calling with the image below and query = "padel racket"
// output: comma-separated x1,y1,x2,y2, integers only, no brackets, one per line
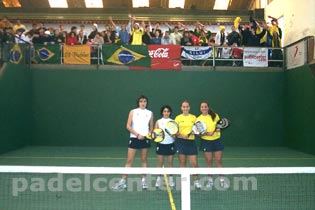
146,128,165,143
164,121,179,136
192,120,207,135
216,118,230,129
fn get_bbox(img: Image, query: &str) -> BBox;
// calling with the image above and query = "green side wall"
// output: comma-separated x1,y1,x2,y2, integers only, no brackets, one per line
31,69,284,147
284,65,315,155
0,64,32,154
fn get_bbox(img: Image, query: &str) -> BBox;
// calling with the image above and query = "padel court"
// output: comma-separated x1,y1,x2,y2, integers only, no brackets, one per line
1,64,315,210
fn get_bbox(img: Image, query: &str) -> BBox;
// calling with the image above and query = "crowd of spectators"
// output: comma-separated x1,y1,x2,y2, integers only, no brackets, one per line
0,14,283,66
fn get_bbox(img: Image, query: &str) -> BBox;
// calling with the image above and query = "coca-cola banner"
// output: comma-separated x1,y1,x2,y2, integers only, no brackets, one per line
130,45,182,70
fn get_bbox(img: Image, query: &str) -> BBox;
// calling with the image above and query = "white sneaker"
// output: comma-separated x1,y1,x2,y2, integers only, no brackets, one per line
112,179,126,190
168,176,175,188
155,176,161,188
142,178,148,189
220,178,229,189
206,178,214,188
194,180,201,189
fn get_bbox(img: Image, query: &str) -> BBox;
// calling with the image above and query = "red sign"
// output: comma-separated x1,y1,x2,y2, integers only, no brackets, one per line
130,45,182,70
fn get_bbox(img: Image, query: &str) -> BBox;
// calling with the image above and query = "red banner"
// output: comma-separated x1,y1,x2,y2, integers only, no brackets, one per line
130,45,182,70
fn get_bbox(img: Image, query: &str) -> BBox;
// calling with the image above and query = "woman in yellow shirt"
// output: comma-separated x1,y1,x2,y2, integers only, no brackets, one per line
175,100,200,189
196,101,227,188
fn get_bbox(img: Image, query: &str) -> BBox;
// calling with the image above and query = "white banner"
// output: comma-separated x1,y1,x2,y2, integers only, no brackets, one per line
286,42,305,69
243,48,268,67
181,46,212,60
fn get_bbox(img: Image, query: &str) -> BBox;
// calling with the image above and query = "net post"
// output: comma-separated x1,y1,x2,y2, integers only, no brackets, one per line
181,173,191,210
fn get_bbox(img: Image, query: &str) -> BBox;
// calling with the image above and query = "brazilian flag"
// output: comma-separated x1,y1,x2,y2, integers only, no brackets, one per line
9,44,23,64
102,45,151,67
34,45,60,64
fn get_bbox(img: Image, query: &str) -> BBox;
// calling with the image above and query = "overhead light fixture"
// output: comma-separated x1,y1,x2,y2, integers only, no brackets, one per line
48,0,68,8
2,0,21,7
213,0,230,10
85,0,103,8
132,0,149,8
169,0,185,8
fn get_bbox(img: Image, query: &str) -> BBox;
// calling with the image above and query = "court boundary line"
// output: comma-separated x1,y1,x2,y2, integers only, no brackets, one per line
1,156,315,160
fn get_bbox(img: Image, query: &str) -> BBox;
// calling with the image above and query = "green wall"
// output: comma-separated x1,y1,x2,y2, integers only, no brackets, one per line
284,65,315,155
31,69,284,147
0,64,32,154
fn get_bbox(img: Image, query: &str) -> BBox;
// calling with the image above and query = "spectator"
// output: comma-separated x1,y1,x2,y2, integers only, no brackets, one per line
198,30,208,46
103,31,112,45
181,31,193,46
88,23,98,40
270,31,283,67
52,29,65,44
66,32,78,45
227,25,241,46
118,23,130,45
161,31,172,45
77,31,87,45
130,15,144,45
28,23,38,36
247,22,267,47
231,43,243,66
110,16,130,45
151,30,161,44
13,20,27,33
215,26,227,57
2,27,15,44
170,26,182,45
15,28,27,43
79,24,87,37
142,24,152,45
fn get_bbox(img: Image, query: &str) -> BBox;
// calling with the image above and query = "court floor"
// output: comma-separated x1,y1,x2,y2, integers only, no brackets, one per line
0,146,314,210
0,146,314,167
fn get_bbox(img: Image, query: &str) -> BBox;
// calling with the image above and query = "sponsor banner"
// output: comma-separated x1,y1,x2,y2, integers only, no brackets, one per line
181,46,212,60
130,45,181,70
243,48,268,67
63,45,90,64
103,45,151,67
286,42,305,69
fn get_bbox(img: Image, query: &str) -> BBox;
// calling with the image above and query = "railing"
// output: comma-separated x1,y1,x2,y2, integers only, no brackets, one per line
1,36,314,70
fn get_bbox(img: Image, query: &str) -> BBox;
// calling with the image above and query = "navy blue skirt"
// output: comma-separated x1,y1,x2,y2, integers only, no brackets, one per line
199,139,224,152
128,138,151,149
156,143,175,156
175,138,198,155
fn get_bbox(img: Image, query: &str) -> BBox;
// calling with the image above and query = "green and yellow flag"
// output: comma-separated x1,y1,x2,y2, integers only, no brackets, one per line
9,44,23,64
102,45,151,67
34,45,60,64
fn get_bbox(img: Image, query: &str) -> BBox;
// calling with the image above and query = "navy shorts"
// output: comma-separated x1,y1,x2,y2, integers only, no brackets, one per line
199,139,224,152
175,138,198,155
156,143,175,156
128,138,151,149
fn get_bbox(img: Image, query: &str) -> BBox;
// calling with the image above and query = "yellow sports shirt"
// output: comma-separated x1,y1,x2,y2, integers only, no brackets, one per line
196,114,221,140
131,29,144,45
175,114,196,140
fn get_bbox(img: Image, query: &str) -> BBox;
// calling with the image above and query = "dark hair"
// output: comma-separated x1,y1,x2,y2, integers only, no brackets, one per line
200,101,216,120
181,99,190,107
136,95,148,107
160,105,172,116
